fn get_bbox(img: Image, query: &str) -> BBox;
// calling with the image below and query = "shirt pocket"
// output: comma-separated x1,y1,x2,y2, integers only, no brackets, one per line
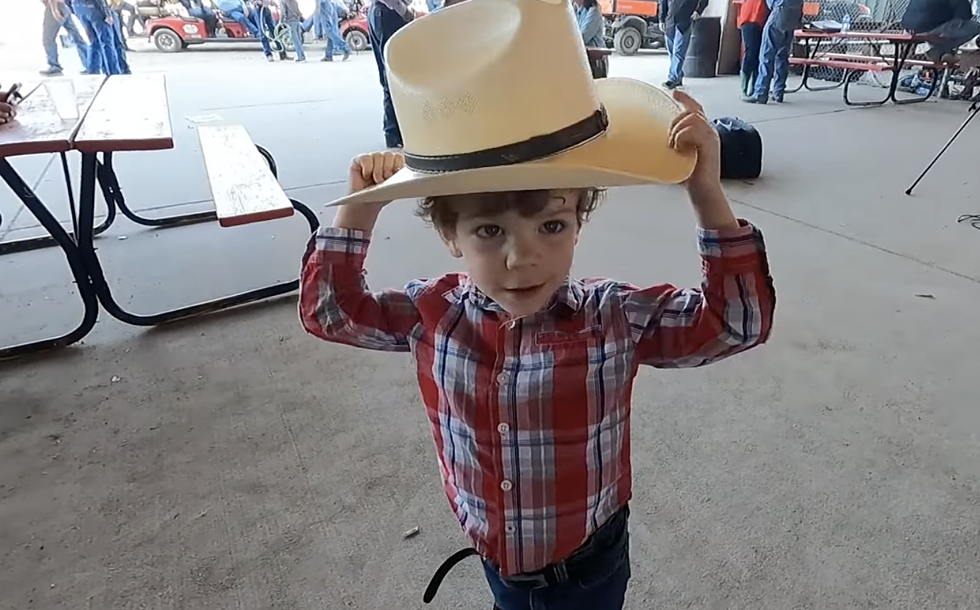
534,325,630,367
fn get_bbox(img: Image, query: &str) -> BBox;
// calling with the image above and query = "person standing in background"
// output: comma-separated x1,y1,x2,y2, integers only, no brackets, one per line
68,0,123,75
744,0,803,103
40,0,90,76
108,0,132,72
367,0,413,147
318,0,352,61
281,0,306,61
659,0,708,89
573,0,608,77
736,0,769,98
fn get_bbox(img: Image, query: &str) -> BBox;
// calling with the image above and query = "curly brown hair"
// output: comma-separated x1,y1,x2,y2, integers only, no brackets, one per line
416,188,605,235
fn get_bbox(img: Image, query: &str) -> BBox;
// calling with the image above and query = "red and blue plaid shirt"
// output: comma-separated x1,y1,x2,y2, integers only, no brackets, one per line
299,220,775,576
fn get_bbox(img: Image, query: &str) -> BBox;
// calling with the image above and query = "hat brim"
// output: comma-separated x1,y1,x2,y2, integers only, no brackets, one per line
326,78,697,207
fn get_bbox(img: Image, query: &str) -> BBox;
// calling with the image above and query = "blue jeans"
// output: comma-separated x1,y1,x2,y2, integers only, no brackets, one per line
754,2,802,98
111,10,131,73
223,8,272,55
303,13,322,37
73,2,121,75
368,2,408,147
318,0,350,57
287,20,306,60
483,507,631,610
253,6,284,53
188,6,218,35
665,23,691,83
42,4,88,71
426,0,441,12
740,23,763,76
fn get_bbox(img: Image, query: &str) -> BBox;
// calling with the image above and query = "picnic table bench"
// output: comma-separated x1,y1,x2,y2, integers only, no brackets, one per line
0,74,318,360
789,30,951,106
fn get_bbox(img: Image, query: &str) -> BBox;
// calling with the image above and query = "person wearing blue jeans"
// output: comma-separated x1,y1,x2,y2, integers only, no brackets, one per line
216,0,273,58
368,0,412,147
659,0,707,89
745,0,803,103
69,0,122,75
482,506,631,610
110,3,132,73
281,0,306,61
251,1,288,59
41,0,89,76
179,0,219,36
318,0,351,61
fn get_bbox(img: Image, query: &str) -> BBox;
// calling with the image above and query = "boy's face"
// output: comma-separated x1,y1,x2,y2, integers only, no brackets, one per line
441,190,582,318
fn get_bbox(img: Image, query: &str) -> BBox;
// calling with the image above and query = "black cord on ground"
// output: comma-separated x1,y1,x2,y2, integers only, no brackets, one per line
956,214,980,229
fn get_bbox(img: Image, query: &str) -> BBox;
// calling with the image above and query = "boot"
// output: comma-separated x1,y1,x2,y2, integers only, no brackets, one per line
739,71,751,97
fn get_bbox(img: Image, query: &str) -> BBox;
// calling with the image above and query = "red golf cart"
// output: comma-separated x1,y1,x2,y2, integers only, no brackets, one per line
145,4,370,53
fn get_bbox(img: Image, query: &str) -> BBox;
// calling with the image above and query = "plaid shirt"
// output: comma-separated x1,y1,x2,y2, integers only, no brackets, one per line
299,221,775,576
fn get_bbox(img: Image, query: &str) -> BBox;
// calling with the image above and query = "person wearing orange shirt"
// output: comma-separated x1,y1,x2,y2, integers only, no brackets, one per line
737,0,769,97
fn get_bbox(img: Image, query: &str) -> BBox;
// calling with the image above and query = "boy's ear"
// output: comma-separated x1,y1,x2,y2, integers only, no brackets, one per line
438,229,463,258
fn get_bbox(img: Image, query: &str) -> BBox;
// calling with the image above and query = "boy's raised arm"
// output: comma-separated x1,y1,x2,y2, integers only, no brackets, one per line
299,152,422,352
621,221,775,367
621,91,775,367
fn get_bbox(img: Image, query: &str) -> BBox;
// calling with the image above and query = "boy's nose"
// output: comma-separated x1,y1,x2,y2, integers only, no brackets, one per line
505,236,540,270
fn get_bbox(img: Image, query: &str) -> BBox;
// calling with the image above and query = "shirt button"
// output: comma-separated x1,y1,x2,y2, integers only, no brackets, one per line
504,524,516,534
497,423,510,435
497,373,507,384
500,479,513,491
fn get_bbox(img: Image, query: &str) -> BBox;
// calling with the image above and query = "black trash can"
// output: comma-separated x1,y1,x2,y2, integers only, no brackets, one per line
683,16,722,78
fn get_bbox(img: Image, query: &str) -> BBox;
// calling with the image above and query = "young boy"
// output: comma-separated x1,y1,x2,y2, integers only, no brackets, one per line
300,1,775,608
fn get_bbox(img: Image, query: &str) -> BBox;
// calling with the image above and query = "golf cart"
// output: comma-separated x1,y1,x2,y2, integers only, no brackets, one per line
599,0,665,56
145,1,369,53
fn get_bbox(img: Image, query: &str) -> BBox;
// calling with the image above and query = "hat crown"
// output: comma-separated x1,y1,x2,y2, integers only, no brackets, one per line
385,0,601,158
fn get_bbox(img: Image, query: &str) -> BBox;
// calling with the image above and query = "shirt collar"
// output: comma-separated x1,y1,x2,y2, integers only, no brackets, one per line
448,277,586,316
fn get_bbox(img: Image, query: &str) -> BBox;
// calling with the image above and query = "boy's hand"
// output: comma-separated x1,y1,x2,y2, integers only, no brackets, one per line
668,90,721,193
334,151,404,231
349,150,404,194
668,90,738,231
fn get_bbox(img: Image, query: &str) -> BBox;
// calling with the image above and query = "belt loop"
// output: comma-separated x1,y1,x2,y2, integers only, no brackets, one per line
554,560,570,583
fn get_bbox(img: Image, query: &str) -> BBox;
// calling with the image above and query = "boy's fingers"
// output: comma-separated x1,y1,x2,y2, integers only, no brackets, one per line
672,89,705,117
668,112,701,145
669,109,694,131
669,123,701,152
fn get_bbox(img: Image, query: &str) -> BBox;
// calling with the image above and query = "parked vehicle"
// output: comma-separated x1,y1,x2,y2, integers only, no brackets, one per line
598,0,665,56
145,2,369,53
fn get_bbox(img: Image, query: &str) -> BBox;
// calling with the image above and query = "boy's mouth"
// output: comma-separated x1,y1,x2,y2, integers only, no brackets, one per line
503,284,545,296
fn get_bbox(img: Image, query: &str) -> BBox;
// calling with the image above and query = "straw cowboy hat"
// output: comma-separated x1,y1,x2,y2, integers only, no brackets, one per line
328,0,697,207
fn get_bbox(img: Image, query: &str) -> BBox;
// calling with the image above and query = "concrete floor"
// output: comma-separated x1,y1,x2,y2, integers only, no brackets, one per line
3,42,980,610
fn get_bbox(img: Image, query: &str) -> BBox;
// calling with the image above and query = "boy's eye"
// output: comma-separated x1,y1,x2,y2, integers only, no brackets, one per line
474,224,503,239
541,220,566,234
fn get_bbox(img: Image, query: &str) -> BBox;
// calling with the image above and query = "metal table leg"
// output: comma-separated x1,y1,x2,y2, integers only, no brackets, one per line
97,146,279,229
76,151,319,326
0,152,116,256
0,159,99,360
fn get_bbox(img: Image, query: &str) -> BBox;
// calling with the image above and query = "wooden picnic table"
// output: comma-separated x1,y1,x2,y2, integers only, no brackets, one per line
789,29,949,105
0,74,318,360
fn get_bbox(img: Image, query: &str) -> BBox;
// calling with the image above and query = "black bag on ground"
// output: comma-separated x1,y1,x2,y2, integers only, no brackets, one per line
711,117,762,180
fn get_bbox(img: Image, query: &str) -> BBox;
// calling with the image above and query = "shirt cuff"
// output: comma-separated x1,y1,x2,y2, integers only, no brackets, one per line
305,226,372,267
696,220,768,272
